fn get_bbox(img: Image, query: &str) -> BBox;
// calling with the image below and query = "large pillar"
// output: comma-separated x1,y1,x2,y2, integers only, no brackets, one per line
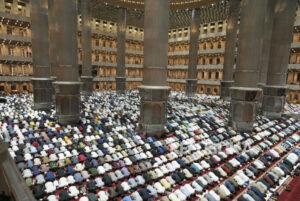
230,0,266,132
262,0,298,119
12,0,18,14
30,0,52,110
116,7,127,94
186,8,200,97
138,0,171,137
80,0,93,96
53,0,81,125
25,1,30,17
48,0,56,101
0,0,5,12
220,0,240,100
258,0,276,86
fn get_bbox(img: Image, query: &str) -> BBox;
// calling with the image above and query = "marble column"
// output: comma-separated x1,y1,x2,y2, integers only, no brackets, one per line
186,8,200,97
262,0,298,119
48,0,56,101
53,0,81,125
80,0,93,96
230,0,266,132
258,0,276,86
116,7,127,94
220,0,240,100
30,0,52,110
138,0,171,137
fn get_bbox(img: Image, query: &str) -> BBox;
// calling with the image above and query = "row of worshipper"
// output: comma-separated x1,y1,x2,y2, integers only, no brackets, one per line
237,148,300,201
18,121,300,200
30,129,300,201
284,102,300,115
0,92,299,201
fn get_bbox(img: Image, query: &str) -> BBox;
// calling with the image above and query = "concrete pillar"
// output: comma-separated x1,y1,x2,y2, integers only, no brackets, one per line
0,0,5,12
80,0,93,96
258,0,276,86
53,0,81,125
30,0,52,110
262,0,298,119
116,7,126,94
230,0,266,132
25,1,30,17
138,0,171,137
186,8,200,97
220,0,240,100
12,0,18,14
48,0,56,101
294,72,298,83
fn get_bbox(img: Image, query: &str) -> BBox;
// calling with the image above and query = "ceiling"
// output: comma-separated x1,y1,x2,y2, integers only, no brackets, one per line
87,0,229,29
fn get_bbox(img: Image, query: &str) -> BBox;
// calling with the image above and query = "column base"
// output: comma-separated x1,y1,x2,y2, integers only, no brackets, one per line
80,76,93,96
230,87,262,132
220,80,234,101
262,85,287,119
116,77,126,94
53,81,81,125
31,78,52,111
51,76,56,102
185,79,197,97
138,85,171,138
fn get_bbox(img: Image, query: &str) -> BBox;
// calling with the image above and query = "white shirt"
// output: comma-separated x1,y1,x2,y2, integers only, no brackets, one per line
121,181,131,191
160,165,169,175
169,193,180,201
210,190,221,201
98,191,109,201
155,168,164,178
185,184,195,195
45,182,56,193
58,177,68,188
234,175,244,186
24,153,33,161
22,169,32,178
208,172,219,182
75,163,85,172
97,166,106,174
79,197,89,201
47,195,58,201
171,161,181,170
67,175,75,185
49,154,58,161
154,182,165,194
174,189,187,201
69,186,79,197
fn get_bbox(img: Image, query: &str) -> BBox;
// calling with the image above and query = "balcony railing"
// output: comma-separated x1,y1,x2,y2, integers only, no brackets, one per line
0,140,36,201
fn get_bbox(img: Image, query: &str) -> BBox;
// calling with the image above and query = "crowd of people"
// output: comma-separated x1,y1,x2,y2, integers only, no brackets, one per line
0,90,299,201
